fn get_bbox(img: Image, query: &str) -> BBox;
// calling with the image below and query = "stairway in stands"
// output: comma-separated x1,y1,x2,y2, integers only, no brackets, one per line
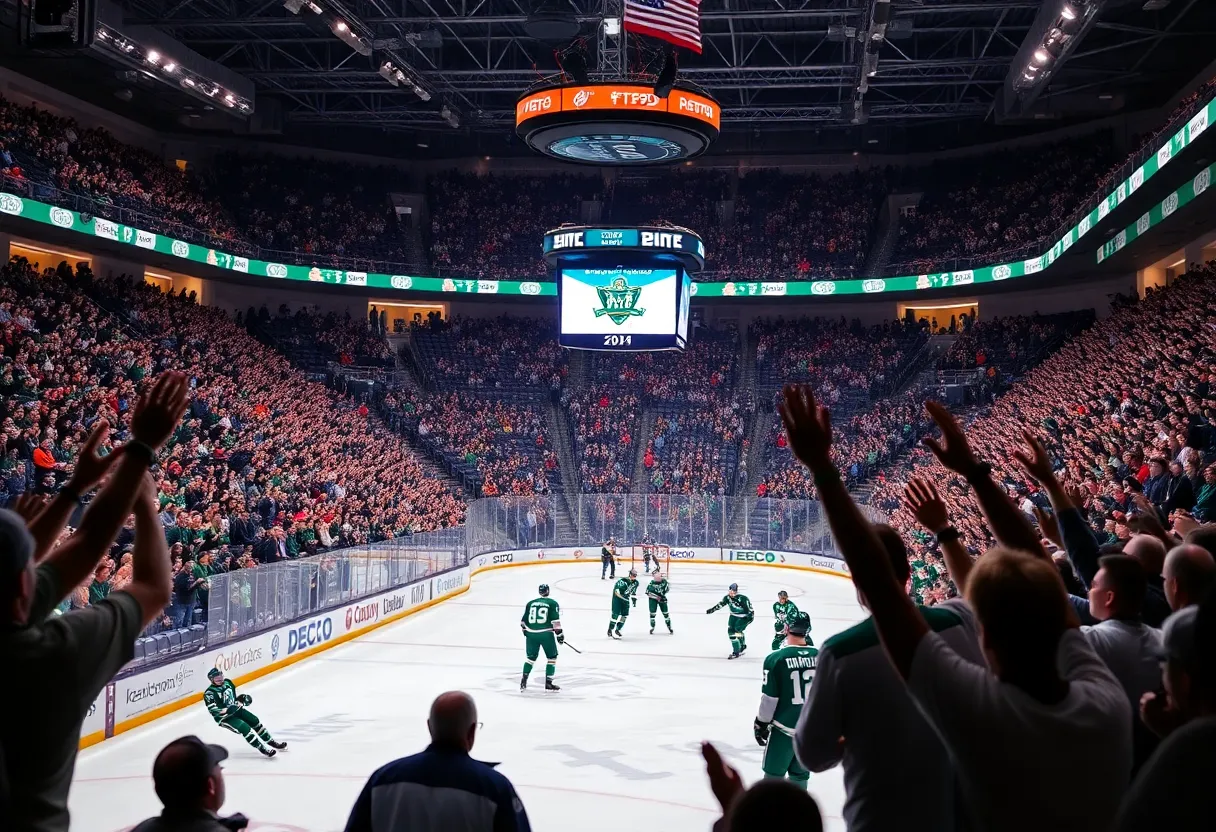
543,401,584,545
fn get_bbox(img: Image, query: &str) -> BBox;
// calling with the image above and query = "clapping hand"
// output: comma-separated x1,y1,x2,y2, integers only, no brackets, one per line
129,372,191,451
701,741,745,817
66,420,121,493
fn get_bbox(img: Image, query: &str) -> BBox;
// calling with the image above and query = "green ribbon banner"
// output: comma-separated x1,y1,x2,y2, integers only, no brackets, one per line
0,97,1210,299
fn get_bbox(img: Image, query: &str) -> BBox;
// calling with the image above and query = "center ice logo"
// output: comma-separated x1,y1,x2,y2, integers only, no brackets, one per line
594,277,645,325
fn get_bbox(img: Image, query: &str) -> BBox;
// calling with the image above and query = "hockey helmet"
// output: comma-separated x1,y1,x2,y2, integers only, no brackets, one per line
787,613,811,637
538,584,550,597
207,667,223,681
777,590,789,600
628,569,638,578
652,569,662,577
728,583,739,592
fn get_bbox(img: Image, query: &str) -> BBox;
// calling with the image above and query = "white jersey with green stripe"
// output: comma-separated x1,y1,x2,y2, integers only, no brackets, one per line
521,597,561,633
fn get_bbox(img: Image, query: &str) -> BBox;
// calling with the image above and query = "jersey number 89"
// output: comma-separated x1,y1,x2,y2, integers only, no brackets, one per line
527,604,549,624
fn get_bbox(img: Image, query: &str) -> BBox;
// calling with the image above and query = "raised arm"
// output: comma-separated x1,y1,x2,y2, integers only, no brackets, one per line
43,373,189,594
780,385,927,678
923,401,1046,559
903,477,974,595
123,473,173,627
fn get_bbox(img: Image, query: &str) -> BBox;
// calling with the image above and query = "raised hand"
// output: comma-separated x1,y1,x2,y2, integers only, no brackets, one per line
1033,505,1064,550
66,420,120,493
902,477,950,534
778,384,833,471
1011,429,1056,485
701,741,745,815
922,401,980,475
12,493,49,525
129,371,190,451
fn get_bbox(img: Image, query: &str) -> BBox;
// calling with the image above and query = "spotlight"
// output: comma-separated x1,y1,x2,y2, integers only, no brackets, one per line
1033,49,1050,64
335,20,348,33
654,50,677,99
1061,4,1076,21
146,50,160,64
604,17,621,37
164,62,177,73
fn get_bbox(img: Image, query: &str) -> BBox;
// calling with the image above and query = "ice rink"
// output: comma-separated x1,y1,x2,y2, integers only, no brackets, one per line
73,561,866,832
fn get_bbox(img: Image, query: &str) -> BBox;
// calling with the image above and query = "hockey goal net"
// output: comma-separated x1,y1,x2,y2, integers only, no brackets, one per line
630,544,671,574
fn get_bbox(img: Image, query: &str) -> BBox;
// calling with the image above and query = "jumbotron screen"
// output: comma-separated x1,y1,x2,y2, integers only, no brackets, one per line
559,267,689,351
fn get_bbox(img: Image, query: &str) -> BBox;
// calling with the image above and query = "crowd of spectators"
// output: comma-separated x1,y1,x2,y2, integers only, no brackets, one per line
893,133,1120,270
0,255,464,630
246,304,392,368
427,171,602,277
564,385,640,493
643,402,746,495
200,153,411,264
724,168,890,279
871,263,1216,604
410,314,567,393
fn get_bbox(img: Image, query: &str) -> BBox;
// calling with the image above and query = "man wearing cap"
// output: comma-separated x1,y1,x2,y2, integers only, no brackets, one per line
2,371,188,832
130,736,247,832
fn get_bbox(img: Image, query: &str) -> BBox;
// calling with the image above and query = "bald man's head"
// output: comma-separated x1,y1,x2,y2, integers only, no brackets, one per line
428,691,478,751
1164,544,1216,611
1124,534,1167,577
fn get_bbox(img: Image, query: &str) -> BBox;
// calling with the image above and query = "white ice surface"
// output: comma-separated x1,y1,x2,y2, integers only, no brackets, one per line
72,562,865,832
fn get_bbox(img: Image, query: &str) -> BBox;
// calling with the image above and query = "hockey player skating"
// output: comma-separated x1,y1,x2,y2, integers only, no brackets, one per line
646,569,673,634
203,668,286,757
771,590,805,650
754,612,817,789
706,583,754,658
608,568,639,638
520,583,563,692
601,537,617,580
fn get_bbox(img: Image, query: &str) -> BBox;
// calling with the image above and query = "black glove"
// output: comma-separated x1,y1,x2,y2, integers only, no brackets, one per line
754,718,771,747
556,630,565,644
238,694,252,705
631,597,637,608
706,608,714,614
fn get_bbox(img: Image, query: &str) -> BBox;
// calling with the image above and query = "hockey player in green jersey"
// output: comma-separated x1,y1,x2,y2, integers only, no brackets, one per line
771,590,805,650
520,583,563,692
608,569,639,638
754,612,817,789
706,583,754,658
646,570,673,634
203,668,286,757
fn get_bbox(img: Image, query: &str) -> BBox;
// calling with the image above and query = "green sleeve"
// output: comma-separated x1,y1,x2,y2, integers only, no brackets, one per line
708,597,724,612
551,600,561,622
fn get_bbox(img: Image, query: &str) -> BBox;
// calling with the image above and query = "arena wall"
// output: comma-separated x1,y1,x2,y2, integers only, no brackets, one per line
80,547,848,749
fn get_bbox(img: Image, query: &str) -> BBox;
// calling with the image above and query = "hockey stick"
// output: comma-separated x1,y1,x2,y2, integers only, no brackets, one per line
561,640,583,654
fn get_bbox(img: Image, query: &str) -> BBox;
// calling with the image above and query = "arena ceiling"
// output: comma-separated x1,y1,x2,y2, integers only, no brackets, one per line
5,0,1216,156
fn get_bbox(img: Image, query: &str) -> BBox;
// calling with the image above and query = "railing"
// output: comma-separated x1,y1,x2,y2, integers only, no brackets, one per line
466,494,883,559
122,494,871,675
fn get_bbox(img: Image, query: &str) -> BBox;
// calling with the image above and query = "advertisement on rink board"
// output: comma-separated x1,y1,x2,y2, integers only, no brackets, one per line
470,547,848,575
99,567,469,737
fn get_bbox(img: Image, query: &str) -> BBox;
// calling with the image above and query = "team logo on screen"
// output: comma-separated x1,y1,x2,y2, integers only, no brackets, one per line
594,277,645,325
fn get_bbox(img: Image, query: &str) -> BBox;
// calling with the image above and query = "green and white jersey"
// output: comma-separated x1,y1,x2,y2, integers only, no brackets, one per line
760,644,819,734
710,593,753,618
773,599,802,630
614,577,639,601
203,679,239,723
522,597,561,633
646,578,670,603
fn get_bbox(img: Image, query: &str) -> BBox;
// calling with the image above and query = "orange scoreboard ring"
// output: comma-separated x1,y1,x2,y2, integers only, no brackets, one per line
515,83,721,165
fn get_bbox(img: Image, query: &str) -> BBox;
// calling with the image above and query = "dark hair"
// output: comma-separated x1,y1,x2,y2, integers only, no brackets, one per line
1186,526,1216,561
1097,554,1147,617
727,779,823,832
874,523,910,585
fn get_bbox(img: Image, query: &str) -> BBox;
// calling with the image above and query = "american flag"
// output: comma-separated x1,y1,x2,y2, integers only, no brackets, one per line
623,0,703,55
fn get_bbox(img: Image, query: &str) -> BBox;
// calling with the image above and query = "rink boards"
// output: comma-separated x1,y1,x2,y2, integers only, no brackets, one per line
81,546,847,749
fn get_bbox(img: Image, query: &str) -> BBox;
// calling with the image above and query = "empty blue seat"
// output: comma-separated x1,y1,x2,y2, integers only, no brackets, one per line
167,630,182,651
153,632,171,655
